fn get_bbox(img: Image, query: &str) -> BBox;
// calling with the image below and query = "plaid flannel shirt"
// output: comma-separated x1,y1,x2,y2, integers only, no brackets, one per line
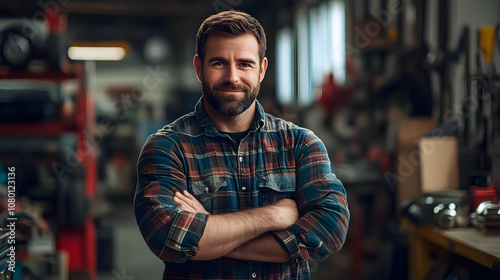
134,98,349,280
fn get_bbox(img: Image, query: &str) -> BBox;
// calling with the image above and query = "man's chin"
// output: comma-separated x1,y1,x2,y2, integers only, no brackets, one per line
218,103,246,116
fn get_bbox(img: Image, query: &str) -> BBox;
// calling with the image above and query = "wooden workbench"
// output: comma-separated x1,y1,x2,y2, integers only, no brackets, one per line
406,222,500,280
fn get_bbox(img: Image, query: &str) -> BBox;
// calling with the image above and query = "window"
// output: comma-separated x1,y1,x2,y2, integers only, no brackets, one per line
297,8,311,105
276,0,346,105
330,0,346,83
276,27,294,104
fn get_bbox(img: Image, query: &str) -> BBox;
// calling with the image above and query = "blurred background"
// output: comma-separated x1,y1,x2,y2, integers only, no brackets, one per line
0,0,499,279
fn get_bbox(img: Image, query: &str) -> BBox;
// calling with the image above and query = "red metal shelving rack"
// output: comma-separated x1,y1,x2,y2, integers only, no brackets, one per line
0,63,97,279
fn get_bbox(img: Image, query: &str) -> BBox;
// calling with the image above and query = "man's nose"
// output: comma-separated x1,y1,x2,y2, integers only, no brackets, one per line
225,64,239,83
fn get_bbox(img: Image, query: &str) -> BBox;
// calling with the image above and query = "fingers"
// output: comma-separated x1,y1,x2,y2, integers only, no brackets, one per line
173,194,191,210
174,190,192,205
183,190,196,199
173,197,195,212
172,190,209,215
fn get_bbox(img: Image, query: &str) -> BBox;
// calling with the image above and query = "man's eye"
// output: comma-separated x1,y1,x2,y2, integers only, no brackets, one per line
212,62,223,66
240,63,251,67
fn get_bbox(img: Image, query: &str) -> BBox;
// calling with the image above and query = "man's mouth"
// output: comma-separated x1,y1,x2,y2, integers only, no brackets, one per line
217,89,242,92
214,82,248,93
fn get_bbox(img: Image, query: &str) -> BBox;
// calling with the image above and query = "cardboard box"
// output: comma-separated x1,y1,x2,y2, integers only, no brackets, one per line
418,137,459,192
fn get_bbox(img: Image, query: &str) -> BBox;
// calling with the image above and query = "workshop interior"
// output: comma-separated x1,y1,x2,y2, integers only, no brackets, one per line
0,0,499,279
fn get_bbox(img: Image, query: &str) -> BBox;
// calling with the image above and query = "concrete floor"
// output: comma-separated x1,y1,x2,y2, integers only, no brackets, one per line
97,203,164,280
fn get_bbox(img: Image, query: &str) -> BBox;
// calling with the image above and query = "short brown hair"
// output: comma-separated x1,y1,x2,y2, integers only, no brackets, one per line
196,10,267,63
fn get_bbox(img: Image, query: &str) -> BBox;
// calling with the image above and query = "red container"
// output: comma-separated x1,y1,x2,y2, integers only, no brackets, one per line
471,185,499,211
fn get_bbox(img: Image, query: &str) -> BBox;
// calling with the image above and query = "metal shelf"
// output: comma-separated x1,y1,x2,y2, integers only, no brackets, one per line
0,66,78,82
0,122,76,136
0,62,97,278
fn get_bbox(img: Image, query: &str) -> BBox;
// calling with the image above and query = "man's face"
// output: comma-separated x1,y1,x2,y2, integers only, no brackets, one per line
194,33,268,116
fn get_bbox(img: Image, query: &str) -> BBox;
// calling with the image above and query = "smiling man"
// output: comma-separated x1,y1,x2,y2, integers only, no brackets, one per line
134,10,350,280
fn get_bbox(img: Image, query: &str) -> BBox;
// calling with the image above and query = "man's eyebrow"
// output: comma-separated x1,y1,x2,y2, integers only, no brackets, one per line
237,58,257,65
206,57,257,65
207,57,228,64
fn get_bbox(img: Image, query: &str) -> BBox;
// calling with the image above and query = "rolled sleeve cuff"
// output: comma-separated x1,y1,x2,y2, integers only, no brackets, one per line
271,229,308,264
165,212,209,263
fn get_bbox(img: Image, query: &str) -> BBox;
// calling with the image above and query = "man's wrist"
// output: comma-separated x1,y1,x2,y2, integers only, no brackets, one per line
225,233,290,262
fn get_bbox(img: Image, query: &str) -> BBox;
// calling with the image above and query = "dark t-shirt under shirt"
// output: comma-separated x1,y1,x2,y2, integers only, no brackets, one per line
223,130,249,145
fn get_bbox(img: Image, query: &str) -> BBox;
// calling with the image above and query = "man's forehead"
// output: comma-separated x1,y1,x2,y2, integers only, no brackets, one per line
204,33,259,58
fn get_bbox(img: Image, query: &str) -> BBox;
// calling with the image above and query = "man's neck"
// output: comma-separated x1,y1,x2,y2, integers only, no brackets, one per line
203,99,256,133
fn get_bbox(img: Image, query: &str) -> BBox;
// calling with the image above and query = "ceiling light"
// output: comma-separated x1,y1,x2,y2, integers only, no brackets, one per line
68,46,126,61
67,41,130,61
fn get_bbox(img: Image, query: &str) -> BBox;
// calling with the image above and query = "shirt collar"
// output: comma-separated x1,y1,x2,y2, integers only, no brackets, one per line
195,96,266,138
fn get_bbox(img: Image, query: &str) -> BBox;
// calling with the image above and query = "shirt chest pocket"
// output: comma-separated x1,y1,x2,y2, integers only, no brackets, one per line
257,172,296,206
187,176,227,212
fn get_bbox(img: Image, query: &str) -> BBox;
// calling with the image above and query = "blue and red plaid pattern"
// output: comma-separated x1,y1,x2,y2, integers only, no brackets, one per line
134,98,350,280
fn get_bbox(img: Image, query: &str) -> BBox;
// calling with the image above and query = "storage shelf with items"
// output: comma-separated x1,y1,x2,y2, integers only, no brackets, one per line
0,19,98,279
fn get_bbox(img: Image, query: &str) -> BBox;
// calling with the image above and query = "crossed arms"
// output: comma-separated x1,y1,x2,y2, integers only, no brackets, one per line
173,190,298,262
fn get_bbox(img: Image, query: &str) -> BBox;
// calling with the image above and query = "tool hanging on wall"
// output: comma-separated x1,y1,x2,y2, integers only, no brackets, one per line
473,25,499,171
376,0,433,117
461,26,472,149
437,0,451,123
478,26,497,74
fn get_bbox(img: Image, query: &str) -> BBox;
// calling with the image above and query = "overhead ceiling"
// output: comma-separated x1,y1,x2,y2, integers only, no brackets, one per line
0,0,280,18
0,0,302,67
1,0,288,59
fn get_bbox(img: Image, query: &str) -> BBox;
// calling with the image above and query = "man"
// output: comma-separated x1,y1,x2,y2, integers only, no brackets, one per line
134,10,349,280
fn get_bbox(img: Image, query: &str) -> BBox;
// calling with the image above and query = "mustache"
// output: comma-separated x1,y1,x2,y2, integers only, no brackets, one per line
214,82,249,92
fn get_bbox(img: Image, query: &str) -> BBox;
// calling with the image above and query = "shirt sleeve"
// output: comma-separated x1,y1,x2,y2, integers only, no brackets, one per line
134,133,209,263
271,131,350,263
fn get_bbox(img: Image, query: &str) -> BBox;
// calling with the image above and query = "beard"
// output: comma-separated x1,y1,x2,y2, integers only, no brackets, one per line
201,78,260,116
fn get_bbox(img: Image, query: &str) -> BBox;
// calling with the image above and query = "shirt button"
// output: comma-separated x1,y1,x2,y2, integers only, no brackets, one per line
239,156,243,163
251,272,257,279
241,186,247,191
205,187,209,192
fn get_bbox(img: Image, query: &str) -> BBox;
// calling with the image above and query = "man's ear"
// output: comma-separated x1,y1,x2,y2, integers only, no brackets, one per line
193,54,202,82
259,57,268,82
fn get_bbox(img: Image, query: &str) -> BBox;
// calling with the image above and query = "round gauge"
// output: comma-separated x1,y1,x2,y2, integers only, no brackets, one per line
2,32,31,67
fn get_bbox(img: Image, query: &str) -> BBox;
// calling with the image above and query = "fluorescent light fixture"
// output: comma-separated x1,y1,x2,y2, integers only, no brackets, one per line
277,27,294,104
330,0,346,83
68,46,126,61
296,8,310,105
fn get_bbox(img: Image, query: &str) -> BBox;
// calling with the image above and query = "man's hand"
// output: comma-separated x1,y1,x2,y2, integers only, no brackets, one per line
173,190,209,215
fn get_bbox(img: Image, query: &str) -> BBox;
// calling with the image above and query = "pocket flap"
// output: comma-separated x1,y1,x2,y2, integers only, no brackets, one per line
188,176,227,202
258,172,296,192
